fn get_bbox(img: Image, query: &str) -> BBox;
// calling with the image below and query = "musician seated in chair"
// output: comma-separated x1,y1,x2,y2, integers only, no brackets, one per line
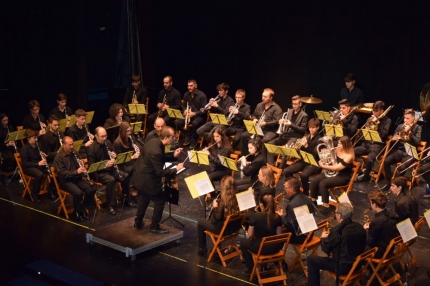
66,109,93,159
283,118,322,196
39,115,64,167
355,101,392,182
197,176,240,257
22,100,46,136
113,122,141,176
123,74,148,122
381,108,421,191
309,136,355,215
104,103,130,129
241,194,283,275
236,138,267,192
307,202,366,286
364,190,399,258
390,176,418,224
276,177,315,244
266,95,308,165
49,93,73,129
53,136,96,221
332,99,358,138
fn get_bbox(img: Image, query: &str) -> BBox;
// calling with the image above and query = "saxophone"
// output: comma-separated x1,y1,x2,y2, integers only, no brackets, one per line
363,208,371,224
316,135,338,177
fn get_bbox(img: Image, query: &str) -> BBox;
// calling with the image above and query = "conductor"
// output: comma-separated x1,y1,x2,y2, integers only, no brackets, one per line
132,126,184,234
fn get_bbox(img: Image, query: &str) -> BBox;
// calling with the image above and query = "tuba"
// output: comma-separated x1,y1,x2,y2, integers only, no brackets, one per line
316,135,338,177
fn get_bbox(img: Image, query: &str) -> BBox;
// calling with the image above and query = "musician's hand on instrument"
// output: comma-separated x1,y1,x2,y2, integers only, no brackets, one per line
131,153,140,159
176,163,184,171
162,104,169,111
109,151,117,159
85,140,93,147
253,119,258,124
275,209,284,216
39,129,46,135
7,141,14,147
260,121,267,127
278,118,284,125
392,135,400,141
132,99,139,104
201,149,210,155
285,120,292,126
173,148,183,158
77,166,87,174
321,230,330,238
106,159,115,168
212,199,218,208
363,222,370,229
38,159,47,166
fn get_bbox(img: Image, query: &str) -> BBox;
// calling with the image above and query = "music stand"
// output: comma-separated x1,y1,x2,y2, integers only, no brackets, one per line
282,146,301,159
299,151,319,167
161,165,184,227
244,120,263,137
210,113,229,125
217,155,239,172
85,111,95,123
184,171,214,217
264,143,284,156
115,151,133,165
362,129,382,144
106,125,120,143
128,104,146,115
5,129,26,144
315,110,332,122
166,108,184,119
58,119,71,132
235,189,256,211
130,122,143,133
186,150,210,165
324,124,343,137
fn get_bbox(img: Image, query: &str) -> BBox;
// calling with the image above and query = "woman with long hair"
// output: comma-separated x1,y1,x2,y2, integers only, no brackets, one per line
113,122,141,175
197,175,240,256
253,165,276,204
104,103,130,128
309,136,355,215
236,137,267,192
240,194,282,274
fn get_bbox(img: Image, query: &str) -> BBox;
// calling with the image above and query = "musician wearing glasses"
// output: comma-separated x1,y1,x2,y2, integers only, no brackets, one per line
381,108,421,191
22,100,46,136
87,127,135,216
53,136,96,222
176,79,207,149
123,74,148,122
355,101,392,182
113,122,141,175
197,83,235,140
283,118,322,196
240,88,282,156
236,138,267,192
147,75,182,131
39,115,64,165
66,109,93,159
49,93,73,128
309,136,355,215
0,113,17,177
267,95,308,165
390,176,418,224
332,99,358,138
223,89,251,150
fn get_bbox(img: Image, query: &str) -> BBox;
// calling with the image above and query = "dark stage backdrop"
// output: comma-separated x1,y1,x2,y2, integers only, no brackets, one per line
1,0,430,136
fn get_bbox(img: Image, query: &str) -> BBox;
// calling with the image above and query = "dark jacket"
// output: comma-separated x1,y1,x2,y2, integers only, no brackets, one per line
367,209,399,258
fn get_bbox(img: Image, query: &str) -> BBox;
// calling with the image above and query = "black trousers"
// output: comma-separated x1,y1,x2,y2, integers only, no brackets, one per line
224,126,246,150
59,179,96,213
284,161,321,196
383,149,415,185
196,122,216,141
197,219,223,248
0,149,17,172
236,177,252,193
135,189,165,228
354,143,383,177
23,166,53,197
309,173,349,203
176,116,206,142
240,131,277,156
91,169,130,207
307,255,352,286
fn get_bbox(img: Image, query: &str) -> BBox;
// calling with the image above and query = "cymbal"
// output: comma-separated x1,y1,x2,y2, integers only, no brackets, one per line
301,96,322,104
363,102,374,108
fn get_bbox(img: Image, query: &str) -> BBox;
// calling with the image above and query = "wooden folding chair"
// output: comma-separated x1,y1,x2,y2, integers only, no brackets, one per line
397,216,426,270
229,153,239,177
328,161,361,207
50,167,74,219
248,233,292,285
366,235,403,286
365,135,392,183
393,140,427,190
14,153,48,201
16,126,25,147
326,247,378,286
266,163,283,187
205,211,245,266
289,218,332,276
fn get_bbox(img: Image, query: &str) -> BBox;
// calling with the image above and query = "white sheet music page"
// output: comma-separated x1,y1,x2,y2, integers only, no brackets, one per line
338,192,352,206
193,178,214,196
396,218,417,243
296,213,318,234
293,205,310,218
424,210,430,228
236,189,256,211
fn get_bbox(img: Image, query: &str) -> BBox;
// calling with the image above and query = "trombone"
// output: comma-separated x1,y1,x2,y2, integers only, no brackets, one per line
400,146,430,175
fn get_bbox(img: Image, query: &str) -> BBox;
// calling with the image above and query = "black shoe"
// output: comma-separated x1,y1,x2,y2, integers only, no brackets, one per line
81,209,90,220
108,206,116,216
243,268,253,275
319,206,332,216
125,201,137,208
150,227,169,234
356,174,370,182
183,136,191,146
189,140,198,149
381,184,390,192
74,212,84,222
134,221,144,230
48,187,58,199
31,194,41,203
197,246,207,257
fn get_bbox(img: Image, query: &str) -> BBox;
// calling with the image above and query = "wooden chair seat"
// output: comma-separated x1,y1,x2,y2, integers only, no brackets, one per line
328,161,361,207
248,233,292,285
14,152,48,201
51,167,74,219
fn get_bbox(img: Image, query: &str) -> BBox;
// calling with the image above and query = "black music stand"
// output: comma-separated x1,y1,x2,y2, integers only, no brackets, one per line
106,125,120,143
87,160,110,222
161,183,184,228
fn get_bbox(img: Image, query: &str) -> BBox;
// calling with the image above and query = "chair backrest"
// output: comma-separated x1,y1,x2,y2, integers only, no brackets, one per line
256,233,292,257
14,153,26,178
217,211,245,238
50,167,61,192
414,216,426,234
266,163,282,187
230,153,239,177
334,247,378,285
345,160,361,191
377,135,393,162
375,235,403,263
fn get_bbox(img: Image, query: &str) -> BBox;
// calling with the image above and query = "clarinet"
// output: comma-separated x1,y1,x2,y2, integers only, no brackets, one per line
37,114,44,131
129,135,140,155
72,150,93,185
105,143,122,179
84,124,94,141
57,131,62,146
206,193,221,220
36,142,52,177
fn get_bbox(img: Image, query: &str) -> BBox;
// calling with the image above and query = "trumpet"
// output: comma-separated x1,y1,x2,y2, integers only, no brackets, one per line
201,95,220,112
276,110,290,134
72,150,92,185
184,102,190,130
36,142,52,177
105,144,122,179
226,102,239,124
251,110,266,139
157,94,167,118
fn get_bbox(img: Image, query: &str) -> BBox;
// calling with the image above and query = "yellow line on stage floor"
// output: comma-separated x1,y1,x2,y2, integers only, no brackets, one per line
197,264,257,285
0,197,95,231
158,251,187,262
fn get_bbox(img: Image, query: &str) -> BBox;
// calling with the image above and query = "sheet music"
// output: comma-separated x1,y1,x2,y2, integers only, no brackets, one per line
293,205,310,218
168,164,185,174
338,192,352,206
396,218,417,243
424,210,430,228
164,162,173,169
193,178,214,196
296,213,318,234
236,189,256,211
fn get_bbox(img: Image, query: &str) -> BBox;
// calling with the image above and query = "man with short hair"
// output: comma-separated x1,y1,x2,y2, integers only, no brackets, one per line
340,73,365,105
87,127,136,216
307,202,366,286
132,126,184,234
364,190,399,258
390,176,419,224
49,93,73,127
276,177,315,244
333,99,358,138
66,109,94,158
40,115,64,166
123,74,148,122
145,117,166,143
53,136,96,221
22,100,47,136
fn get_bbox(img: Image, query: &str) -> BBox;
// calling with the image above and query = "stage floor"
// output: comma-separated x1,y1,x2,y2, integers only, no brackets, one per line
1,150,430,285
